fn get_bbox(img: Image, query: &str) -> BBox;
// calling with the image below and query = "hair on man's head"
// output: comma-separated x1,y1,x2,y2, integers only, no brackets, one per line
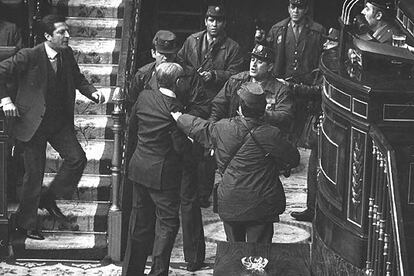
156,62,184,90
39,14,66,36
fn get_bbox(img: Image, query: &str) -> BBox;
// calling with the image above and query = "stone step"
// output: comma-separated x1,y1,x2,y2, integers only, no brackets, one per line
44,173,111,201
38,200,110,232
74,115,113,140
71,38,121,64
67,17,123,39
45,140,113,175
51,0,124,18
79,64,118,87
75,87,115,115
12,232,107,260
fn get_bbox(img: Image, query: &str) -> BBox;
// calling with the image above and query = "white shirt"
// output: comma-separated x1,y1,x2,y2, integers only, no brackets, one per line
159,87,176,98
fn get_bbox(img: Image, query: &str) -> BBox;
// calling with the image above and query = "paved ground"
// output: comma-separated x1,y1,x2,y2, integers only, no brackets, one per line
0,149,311,276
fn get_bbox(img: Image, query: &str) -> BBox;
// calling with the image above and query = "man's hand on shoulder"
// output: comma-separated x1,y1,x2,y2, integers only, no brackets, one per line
171,111,183,121
1,97,20,117
91,91,105,104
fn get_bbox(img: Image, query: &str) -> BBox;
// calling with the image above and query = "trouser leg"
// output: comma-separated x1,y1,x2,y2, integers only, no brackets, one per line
46,124,87,199
306,145,318,212
181,157,206,264
122,184,155,276
245,222,274,244
148,188,180,276
223,221,246,242
16,132,48,230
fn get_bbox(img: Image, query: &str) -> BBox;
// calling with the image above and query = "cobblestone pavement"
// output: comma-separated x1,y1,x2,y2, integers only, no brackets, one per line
0,149,310,276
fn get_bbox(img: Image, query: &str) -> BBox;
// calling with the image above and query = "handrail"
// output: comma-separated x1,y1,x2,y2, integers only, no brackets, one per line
108,0,142,261
366,125,409,276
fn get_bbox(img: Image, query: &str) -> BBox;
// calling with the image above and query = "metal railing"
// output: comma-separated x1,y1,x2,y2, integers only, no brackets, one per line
365,126,408,276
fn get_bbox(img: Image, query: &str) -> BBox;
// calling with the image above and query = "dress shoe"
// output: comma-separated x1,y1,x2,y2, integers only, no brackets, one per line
186,261,204,272
17,226,44,240
291,209,315,222
40,199,67,219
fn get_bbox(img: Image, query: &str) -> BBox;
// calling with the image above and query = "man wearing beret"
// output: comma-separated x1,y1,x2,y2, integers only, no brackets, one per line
361,0,399,44
177,5,244,263
171,82,299,243
210,44,294,133
256,0,325,222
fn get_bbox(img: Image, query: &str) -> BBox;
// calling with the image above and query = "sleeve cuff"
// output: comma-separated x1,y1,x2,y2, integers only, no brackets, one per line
0,97,12,107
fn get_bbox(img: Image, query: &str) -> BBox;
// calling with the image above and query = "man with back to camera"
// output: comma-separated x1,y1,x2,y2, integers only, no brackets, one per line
171,82,299,243
125,30,208,273
0,14,104,240
256,0,326,222
122,62,191,276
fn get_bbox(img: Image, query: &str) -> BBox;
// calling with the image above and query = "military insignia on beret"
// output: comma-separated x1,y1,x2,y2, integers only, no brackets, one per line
277,35,282,44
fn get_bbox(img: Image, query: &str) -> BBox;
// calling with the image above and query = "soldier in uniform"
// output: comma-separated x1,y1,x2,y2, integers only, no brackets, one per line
171,82,299,243
361,0,399,44
210,43,294,134
176,6,244,271
256,0,326,222
127,30,179,105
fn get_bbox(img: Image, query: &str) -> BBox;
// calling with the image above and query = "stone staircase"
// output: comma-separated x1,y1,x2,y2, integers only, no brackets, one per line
9,0,124,261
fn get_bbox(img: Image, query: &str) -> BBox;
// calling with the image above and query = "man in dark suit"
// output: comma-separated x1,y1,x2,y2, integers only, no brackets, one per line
122,62,191,276
0,14,104,240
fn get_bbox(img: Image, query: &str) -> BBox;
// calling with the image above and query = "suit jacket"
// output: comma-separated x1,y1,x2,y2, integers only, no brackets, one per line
128,88,190,190
0,43,97,142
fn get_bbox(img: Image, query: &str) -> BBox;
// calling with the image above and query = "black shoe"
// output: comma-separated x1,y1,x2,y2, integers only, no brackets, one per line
16,226,44,240
40,198,66,219
186,262,204,272
291,209,315,222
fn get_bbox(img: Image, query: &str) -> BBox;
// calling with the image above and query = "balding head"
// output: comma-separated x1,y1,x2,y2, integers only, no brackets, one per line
156,62,184,90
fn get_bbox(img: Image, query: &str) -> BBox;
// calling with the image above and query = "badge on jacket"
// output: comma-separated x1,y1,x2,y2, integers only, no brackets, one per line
277,35,282,44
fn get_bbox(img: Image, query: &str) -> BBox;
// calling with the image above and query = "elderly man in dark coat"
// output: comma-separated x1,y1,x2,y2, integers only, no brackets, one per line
122,62,191,276
172,82,299,243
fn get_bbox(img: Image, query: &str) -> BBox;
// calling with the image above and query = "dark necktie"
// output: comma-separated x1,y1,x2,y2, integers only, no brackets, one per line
293,24,300,41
